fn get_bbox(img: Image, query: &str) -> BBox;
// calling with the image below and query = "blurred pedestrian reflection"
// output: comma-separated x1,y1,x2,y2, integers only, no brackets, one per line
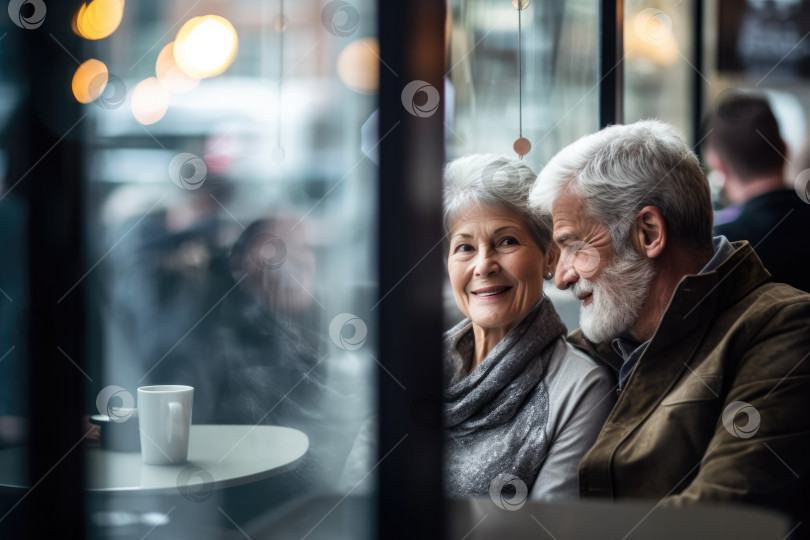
216,217,324,429
104,199,349,493
104,178,238,424
229,216,317,319
215,217,348,492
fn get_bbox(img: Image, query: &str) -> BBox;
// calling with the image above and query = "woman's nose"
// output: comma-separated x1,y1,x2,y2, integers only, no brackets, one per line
473,250,499,277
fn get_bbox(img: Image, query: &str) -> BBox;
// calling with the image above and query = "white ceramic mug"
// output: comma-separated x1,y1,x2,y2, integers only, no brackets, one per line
137,385,194,465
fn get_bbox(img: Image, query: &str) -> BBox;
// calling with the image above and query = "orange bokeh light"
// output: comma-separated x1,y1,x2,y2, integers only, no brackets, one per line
156,42,200,94
130,77,170,125
72,58,109,104
337,38,380,94
74,0,125,40
174,15,239,79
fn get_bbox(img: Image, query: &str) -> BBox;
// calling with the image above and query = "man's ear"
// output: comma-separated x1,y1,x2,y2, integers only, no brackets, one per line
633,206,666,259
544,242,560,276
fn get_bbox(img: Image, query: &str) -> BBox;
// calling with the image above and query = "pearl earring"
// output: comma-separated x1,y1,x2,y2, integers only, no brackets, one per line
544,272,553,280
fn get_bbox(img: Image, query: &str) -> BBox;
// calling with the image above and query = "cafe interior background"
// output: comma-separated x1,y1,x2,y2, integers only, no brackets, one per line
1,0,810,538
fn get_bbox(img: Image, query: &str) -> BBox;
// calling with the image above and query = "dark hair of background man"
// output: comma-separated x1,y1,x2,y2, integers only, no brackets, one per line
702,93,784,180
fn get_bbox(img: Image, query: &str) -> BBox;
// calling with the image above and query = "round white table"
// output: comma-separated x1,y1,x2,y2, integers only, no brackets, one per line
0,425,309,493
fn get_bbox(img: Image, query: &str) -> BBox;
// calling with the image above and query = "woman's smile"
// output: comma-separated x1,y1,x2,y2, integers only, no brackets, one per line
471,285,513,298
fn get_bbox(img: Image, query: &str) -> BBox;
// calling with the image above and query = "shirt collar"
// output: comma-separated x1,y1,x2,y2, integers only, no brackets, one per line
698,235,736,274
611,333,641,361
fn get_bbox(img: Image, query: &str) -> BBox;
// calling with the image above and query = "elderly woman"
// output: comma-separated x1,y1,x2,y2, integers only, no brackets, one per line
443,153,614,500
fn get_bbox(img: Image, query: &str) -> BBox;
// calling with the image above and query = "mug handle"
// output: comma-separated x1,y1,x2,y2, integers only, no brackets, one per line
167,401,183,446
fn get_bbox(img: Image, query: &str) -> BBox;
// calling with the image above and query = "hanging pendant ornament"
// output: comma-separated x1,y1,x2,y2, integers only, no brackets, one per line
513,137,531,156
512,0,531,157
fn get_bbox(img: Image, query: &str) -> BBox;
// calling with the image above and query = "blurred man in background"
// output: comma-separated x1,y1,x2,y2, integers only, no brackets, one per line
702,92,810,292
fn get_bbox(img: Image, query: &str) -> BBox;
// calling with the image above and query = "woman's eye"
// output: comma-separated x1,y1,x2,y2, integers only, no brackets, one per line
453,244,474,253
498,236,519,247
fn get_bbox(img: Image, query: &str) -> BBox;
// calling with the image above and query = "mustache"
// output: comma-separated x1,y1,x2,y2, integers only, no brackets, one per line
571,280,594,299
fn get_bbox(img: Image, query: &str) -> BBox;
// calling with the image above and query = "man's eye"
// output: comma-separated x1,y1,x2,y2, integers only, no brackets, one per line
566,240,585,252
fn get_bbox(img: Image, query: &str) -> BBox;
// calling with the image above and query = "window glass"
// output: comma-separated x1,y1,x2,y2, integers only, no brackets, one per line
624,0,694,138
72,1,377,536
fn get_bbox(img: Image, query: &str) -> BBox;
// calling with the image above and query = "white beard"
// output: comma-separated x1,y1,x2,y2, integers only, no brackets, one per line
573,249,656,344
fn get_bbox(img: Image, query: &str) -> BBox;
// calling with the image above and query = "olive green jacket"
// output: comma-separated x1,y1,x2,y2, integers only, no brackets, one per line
569,241,810,532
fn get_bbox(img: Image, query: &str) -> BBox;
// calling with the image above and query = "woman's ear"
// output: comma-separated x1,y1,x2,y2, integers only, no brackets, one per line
544,243,560,277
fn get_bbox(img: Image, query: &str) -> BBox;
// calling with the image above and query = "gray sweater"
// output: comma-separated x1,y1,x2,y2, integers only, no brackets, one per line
444,297,615,500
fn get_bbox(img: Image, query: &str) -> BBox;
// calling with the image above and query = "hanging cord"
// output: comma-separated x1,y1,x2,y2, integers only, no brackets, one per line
518,2,522,141
277,0,284,157
512,0,531,159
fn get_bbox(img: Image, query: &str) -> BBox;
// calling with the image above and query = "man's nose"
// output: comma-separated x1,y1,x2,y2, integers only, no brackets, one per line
554,255,579,290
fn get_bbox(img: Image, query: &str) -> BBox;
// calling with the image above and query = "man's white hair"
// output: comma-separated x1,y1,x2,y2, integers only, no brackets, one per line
529,120,713,254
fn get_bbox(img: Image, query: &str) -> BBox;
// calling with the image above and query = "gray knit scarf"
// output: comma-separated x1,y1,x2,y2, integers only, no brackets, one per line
443,295,567,497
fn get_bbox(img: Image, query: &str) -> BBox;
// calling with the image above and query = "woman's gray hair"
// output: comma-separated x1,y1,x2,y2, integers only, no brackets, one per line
443,153,552,253
529,120,713,254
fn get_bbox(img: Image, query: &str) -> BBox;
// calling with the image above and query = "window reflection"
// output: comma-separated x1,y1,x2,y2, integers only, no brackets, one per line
624,0,693,134
70,0,378,536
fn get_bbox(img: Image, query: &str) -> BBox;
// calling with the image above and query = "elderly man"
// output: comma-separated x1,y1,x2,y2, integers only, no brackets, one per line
530,120,810,534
